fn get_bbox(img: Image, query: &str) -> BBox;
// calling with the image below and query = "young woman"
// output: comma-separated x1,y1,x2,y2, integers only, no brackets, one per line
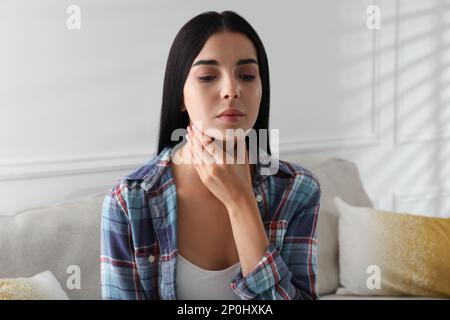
101,10,321,300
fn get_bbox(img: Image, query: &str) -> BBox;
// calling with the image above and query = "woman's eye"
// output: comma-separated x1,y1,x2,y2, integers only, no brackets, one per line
197,74,255,82
240,74,256,81
198,75,216,81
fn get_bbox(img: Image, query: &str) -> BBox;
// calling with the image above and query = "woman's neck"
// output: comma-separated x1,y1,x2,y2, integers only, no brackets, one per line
171,143,256,186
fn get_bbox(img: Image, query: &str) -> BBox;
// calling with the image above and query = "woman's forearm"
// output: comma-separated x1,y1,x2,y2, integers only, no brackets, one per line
226,192,270,277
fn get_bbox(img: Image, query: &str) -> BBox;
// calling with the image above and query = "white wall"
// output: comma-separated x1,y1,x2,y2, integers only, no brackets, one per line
0,0,449,217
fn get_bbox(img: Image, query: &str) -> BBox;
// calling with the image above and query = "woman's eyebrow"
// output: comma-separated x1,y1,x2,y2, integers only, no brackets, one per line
191,58,258,67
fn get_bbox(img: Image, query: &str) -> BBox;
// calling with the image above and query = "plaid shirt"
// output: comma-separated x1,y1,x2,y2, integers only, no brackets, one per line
101,146,321,300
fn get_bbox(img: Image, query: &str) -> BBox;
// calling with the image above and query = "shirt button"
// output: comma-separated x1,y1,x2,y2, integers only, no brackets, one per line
256,194,263,202
148,255,155,263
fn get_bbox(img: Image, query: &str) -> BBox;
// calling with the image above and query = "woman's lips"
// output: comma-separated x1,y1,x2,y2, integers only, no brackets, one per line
216,114,245,123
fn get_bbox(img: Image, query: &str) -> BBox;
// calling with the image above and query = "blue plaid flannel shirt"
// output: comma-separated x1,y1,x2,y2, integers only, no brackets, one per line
101,146,321,300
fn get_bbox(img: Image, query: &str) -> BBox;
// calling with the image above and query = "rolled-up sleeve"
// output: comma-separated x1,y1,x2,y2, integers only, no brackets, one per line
231,181,321,300
100,188,144,300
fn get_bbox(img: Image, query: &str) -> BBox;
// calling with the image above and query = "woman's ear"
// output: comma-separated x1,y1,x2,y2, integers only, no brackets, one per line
180,105,186,112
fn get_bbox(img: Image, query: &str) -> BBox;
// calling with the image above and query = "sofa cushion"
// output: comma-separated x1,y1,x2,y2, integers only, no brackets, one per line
305,158,374,296
0,192,106,300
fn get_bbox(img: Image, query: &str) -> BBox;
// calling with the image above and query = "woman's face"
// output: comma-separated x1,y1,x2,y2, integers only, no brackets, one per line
183,31,262,141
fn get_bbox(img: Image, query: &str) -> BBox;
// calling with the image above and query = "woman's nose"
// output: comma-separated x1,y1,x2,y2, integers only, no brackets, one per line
221,77,241,99
222,90,240,99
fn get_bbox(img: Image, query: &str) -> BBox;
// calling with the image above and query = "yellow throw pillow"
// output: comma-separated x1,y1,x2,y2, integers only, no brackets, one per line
0,279,45,300
334,197,450,298
0,271,69,300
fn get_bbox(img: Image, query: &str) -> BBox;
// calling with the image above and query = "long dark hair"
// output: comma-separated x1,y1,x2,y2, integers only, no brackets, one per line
157,10,271,156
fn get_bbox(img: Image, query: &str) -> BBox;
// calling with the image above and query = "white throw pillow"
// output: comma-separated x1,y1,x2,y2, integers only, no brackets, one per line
0,271,69,300
305,158,374,296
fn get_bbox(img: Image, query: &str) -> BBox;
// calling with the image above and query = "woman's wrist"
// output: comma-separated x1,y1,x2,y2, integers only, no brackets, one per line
225,189,258,217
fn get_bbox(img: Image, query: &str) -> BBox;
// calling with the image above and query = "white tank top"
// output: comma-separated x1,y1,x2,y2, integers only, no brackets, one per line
176,254,241,300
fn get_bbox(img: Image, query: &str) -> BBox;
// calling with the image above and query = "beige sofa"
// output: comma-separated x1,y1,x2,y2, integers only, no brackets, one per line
0,157,440,299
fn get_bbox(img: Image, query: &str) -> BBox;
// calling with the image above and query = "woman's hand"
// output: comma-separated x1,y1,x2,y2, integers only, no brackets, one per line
186,123,270,276
186,124,253,210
